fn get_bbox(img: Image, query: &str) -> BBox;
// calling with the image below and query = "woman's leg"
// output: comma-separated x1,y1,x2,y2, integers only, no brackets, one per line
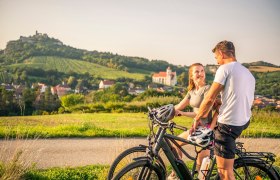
169,130,189,178
196,149,210,171
176,130,189,158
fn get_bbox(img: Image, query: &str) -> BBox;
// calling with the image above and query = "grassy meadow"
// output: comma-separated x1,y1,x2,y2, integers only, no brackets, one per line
0,111,279,179
0,110,279,138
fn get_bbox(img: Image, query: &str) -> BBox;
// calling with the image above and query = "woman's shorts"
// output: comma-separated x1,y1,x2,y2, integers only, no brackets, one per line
214,121,250,159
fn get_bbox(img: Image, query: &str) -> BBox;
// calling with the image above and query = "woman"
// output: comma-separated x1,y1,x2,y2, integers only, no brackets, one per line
168,63,219,180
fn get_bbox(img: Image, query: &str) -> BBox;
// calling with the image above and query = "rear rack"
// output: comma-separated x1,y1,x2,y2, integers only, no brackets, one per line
235,142,276,164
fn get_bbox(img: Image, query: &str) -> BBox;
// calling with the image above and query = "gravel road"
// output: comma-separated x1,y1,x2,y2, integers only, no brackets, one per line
0,138,279,169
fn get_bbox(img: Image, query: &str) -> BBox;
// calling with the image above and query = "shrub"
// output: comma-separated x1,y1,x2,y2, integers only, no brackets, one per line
58,107,65,114
42,111,49,115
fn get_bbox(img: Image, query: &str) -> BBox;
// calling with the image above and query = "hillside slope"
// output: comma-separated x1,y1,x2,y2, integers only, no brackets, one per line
7,56,147,80
248,66,280,72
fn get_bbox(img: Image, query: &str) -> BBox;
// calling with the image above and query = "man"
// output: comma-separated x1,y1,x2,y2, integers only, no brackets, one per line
193,40,255,180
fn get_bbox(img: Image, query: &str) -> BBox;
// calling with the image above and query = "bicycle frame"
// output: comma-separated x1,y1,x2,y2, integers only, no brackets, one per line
151,126,217,180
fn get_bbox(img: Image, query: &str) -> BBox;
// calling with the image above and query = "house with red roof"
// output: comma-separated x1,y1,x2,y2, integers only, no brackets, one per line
51,82,72,97
152,67,177,86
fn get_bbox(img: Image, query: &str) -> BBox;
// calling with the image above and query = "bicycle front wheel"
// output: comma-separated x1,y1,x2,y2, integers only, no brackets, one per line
107,145,146,179
112,159,165,180
215,162,279,180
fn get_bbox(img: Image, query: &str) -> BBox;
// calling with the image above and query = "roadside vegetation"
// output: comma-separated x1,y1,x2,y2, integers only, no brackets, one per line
24,165,109,180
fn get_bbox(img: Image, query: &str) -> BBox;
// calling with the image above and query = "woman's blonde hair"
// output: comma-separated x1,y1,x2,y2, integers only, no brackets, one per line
187,63,204,91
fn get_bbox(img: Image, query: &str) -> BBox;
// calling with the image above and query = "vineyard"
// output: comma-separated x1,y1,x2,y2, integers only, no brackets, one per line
7,56,147,80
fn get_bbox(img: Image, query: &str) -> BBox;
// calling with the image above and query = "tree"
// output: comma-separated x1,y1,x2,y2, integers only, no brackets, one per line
20,70,28,82
61,94,85,109
67,76,77,89
177,72,188,86
0,86,19,116
21,87,36,115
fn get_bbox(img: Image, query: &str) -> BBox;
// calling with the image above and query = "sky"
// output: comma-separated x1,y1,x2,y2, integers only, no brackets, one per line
0,0,279,66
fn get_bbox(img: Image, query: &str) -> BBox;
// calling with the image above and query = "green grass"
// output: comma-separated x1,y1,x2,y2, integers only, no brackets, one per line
0,111,279,138
24,165,109,180
23,159,280,180
7,56,146,80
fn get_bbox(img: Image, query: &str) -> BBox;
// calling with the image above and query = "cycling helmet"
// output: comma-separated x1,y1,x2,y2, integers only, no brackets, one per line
187,127,213,147
155,104,175,123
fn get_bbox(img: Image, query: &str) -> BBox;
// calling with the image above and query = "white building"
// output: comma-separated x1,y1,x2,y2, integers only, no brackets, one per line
99,80,115,89
152,67,177,86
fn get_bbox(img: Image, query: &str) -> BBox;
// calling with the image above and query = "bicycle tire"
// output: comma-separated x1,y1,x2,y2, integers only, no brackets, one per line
112,158,165,180
107,145,165,180
216,161,278,180
107,146,146,180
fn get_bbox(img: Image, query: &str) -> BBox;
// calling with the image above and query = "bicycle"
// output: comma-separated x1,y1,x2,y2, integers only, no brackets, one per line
107,107,196,180
110,104,280,180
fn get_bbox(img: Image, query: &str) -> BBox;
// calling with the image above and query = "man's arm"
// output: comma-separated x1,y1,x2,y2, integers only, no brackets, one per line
193,82,224,129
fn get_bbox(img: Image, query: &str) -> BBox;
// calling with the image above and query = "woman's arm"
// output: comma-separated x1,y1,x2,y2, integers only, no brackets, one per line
176,109,196,118
175,95,190,111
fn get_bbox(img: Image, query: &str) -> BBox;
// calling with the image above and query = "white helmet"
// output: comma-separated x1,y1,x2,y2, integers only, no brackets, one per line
187,127,213,147
155,104,175,123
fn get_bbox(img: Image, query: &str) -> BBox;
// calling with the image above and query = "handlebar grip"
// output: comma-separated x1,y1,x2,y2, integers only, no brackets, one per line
173,124,188,131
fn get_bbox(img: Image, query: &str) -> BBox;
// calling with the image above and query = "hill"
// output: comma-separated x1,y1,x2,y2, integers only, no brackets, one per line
0,32,188,86
243,61,279,67
0,32,186,75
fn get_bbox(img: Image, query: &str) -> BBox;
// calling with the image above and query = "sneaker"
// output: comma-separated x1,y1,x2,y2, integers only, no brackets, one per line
167,173,179,180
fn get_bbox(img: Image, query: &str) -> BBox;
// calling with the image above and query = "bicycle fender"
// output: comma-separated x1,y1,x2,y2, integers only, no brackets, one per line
133,156,166,172
235,157,271,166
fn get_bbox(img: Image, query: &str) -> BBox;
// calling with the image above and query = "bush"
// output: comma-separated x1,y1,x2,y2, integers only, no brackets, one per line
89,103,106,112
61,94,85,109
42,111,49,115
104,102,125,112
58,107,65,114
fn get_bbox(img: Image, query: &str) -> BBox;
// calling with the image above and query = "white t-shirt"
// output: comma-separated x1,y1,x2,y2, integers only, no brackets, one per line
214,61,255,126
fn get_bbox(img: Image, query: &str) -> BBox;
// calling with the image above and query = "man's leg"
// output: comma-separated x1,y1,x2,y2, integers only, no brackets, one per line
214,122,245,180
216,155,235,180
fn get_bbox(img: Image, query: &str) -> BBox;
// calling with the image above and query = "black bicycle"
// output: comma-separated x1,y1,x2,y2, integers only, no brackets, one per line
109,105,280,180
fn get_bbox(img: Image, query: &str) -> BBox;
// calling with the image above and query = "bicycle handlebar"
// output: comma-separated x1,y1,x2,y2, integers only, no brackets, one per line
172,123,188,131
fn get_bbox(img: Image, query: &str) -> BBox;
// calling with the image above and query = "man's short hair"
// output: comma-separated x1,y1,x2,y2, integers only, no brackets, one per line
212,40,235,57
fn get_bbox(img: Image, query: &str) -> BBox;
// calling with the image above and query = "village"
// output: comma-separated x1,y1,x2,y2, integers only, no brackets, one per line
1,67,279,111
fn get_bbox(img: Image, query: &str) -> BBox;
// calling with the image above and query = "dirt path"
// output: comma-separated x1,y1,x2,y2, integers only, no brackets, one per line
0,138,279,169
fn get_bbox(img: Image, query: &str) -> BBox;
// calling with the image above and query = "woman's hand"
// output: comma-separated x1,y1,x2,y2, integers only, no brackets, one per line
190,119,201,134
175,110,183,116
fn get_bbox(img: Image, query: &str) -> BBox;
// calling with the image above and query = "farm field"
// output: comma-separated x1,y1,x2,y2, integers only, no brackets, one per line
0,111,279,138
249,65,280,72
7,56,147,80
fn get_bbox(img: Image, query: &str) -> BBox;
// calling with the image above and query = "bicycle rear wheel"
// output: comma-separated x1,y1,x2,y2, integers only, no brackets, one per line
234,162,278,180
112,159,165,180
216,162,278,180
